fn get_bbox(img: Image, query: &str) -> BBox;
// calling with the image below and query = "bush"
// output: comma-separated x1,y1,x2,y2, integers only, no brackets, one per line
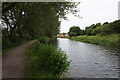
2,36,11,50
69,32,76,37
92,26,101,35
71,34,119,50
2,36,29,54
100,24,113,36
111,20,120,33
86,28,93,35
25,41,71,78
84,20,120,36
38,36,57,45
38,36,50,44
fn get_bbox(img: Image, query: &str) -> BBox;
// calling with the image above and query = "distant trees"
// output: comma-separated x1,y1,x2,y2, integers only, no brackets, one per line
110,20,120,33
84,21,120,36
103,22,109,25
68,26,81,37
80,30,86,35
85,23,101,35
68,20,120,37
92,26,101,35
85,27,93,35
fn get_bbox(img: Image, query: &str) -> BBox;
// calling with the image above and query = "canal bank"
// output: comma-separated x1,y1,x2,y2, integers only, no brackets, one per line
57,38,119,78
70,34,120,53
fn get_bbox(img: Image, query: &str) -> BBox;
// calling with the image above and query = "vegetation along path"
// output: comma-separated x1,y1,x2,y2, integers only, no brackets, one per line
2,40,35,78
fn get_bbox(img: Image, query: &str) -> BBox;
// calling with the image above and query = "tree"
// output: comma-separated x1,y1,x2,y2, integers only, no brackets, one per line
2,2,80,37
81,30,86,35
2,2,80,49
92,26,101,35
110,20,120,33
100,24,113,35
69,32,76,37
103,22,109,25
68,26,81,37
85,27,93,35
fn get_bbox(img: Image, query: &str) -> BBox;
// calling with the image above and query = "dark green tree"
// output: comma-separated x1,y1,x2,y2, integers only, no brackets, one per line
103,22,109,25
2,2,80,49
68,26,81,36
85,27,93,35
81,30,86,35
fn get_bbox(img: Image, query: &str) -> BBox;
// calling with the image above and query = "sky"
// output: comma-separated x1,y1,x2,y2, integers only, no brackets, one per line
60,0,120,33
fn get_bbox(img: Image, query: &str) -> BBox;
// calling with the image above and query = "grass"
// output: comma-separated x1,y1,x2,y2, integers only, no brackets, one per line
2,39,30,55
71,34,119,51
57,36,70,39
38,36,57,45
25,37,71,78
0,38,1,56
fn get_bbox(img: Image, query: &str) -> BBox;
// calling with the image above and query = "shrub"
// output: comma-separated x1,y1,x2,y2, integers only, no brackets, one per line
2,36,27,50
38,36,57,45
38,37,50,44
92,26,101,35
69,32,76,37
2,36,10,50
100,24,113,36
71,34,119,50
86,28,93,35
25,41,71,78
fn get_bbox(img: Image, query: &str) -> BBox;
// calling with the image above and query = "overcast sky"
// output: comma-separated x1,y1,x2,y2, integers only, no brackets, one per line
60,0,120,33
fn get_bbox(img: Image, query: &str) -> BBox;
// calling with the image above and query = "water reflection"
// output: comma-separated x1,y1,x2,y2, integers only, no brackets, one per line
57,38,119,78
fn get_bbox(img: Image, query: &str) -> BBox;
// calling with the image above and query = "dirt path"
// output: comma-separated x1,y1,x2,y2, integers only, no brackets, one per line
2,40,35,78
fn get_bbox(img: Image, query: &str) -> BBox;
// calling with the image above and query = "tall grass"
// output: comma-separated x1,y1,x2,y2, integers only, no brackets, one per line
71,34,119,51
0,37,1,56
25,41,71,78
38,36,57,45
2,36,29,55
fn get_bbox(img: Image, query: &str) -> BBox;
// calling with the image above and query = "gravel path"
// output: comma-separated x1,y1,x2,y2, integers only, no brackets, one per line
2,40,35,78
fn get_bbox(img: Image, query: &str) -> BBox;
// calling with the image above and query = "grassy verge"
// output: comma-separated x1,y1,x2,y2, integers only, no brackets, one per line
25,37,71,78
2,40,30,55
71,34,119,51
57,37,70,39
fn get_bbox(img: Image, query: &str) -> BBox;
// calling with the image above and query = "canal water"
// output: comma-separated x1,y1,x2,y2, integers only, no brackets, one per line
57,38,119,78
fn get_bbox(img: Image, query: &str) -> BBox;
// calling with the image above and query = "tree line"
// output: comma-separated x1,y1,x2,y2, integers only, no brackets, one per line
2,2,79,50
68,20,120,37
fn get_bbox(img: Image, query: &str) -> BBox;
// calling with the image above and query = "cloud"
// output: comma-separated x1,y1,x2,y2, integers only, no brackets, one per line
60,0,119,33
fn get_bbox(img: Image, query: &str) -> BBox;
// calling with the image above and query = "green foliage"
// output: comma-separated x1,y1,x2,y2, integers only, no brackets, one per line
80,30,86,35
103,22,109,25
38,37,50,44
68,26,81,37
2,36,10,50
38,36,57,45
2,36,29,54
100,24,113,35
83,20,120,36
2,2,79,50
0,37,1,56
2,2,80,38
92,26,101,35
25,41,71,78
110,20,120,33
85,23,102,35
71,34,119,50
69,32,76,37
85,27,93,35
100,20,120,36
2,36,28,49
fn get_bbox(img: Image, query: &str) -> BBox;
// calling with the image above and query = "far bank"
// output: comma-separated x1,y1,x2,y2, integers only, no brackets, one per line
70,34,120,53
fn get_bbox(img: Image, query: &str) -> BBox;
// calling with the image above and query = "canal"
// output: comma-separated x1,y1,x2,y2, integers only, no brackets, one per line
57,38,119,78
